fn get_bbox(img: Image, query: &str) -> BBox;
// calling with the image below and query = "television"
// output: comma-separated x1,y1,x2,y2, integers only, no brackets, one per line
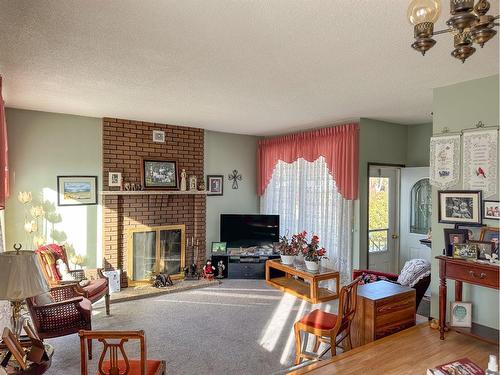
220,214,280,248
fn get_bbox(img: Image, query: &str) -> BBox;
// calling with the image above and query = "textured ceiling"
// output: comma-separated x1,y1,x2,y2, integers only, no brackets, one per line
0,1,498,136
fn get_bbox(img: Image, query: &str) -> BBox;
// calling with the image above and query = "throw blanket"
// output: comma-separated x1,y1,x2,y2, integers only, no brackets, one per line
397,259,431,287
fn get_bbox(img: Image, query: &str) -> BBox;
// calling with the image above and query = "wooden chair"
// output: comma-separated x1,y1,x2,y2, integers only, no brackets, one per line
293,277,361,365
35,243,110,315
79,330,166,375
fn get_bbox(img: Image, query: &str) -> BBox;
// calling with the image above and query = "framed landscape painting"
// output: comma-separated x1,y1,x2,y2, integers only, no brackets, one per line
57,176,97,206
438,190,482,225
142,159,178,190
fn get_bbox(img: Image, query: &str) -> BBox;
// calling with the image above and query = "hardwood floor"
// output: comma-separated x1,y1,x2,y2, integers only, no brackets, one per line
290,323,497,375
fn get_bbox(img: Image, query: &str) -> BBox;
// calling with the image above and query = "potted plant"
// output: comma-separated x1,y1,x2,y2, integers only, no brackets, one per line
278,235,296,265
302,234,327,272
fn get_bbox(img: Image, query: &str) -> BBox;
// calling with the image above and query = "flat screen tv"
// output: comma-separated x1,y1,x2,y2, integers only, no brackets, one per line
220,214,279,248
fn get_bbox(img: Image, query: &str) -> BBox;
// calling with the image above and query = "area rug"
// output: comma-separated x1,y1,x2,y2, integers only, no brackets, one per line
47,279,339,375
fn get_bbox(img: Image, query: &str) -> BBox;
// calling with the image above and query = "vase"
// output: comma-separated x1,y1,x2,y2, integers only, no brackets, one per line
305,260,319,272
280,254,296,265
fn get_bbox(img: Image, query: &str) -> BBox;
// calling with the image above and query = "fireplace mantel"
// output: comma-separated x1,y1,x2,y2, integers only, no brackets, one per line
100,190,207,196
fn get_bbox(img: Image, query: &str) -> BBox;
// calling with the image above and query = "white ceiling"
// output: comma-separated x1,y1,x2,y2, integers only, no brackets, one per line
0,1,498,136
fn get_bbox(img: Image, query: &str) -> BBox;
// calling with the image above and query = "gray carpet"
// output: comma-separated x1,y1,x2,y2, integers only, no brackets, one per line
47,279,339,375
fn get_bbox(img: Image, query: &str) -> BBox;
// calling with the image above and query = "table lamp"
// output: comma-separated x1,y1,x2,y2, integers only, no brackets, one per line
0,247,49,337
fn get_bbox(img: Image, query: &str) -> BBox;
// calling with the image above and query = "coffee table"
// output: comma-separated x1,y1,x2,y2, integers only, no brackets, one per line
265,259,340,303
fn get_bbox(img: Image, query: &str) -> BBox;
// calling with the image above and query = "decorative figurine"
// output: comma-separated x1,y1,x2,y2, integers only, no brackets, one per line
189,175,197,191
216,260,225,279
228,169,242,189
203,260,215,280
152,273,173,288
180,169,187,191
198,179,206,191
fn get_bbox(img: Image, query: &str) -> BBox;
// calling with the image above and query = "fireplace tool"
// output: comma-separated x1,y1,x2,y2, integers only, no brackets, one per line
184,239,200,280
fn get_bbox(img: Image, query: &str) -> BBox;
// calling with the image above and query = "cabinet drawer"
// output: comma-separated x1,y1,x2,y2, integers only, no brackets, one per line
447,263,499,288
228,263,265,279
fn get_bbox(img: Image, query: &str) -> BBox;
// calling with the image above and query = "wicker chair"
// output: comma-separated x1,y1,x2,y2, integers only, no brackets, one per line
35,243,110,315
26,284,93,358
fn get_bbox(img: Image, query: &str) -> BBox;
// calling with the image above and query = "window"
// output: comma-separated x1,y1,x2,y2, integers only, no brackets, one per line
368,177,389,253
410,178,432,234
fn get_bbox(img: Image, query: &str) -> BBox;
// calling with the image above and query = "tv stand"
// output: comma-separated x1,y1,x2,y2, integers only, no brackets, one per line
210,254,280,279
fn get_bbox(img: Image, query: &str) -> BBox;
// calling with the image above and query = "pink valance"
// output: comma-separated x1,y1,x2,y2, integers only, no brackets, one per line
0,76,9,209
257,123,359,200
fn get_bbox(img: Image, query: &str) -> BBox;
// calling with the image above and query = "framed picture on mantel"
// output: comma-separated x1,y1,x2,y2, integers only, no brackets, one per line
141,159,179,190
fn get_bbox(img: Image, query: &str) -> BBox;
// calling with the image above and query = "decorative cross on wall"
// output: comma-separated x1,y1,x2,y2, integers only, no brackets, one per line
228,170,242,189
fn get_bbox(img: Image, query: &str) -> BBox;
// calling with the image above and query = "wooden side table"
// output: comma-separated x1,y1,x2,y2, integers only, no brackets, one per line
437,256,499,345
350,280,416,347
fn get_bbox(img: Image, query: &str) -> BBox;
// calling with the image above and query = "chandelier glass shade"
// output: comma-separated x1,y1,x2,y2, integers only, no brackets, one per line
408,0,499,62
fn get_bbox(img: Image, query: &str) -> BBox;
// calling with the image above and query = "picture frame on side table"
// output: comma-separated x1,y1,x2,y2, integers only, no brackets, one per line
207,175,224,196
141,159,178,190
452,243,478,260
443,228,469,256
468,240,495,260
483,200,500,220
57,176,98,206
108,172,122,188
438,190,482,225
211,242,227,254
479,227,500,253
450,302,472,328
1,327,28,369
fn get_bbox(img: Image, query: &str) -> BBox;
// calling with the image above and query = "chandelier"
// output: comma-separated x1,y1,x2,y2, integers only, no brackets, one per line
408,0,499,62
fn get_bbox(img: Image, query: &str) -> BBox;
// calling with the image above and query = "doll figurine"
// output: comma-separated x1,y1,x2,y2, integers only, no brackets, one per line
216,260,225,279
203,260,215,280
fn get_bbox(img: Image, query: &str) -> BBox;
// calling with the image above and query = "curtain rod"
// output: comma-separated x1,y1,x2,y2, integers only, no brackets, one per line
433,121,499,137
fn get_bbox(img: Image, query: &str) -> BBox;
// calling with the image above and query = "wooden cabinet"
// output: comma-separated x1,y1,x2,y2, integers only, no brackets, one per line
351,280,416,347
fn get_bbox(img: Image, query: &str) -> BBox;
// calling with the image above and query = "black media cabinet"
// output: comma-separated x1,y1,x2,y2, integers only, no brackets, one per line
211,254,280,279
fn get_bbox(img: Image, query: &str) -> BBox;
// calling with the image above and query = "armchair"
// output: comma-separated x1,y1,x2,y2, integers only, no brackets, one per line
35,244,110,315
26,284,93,358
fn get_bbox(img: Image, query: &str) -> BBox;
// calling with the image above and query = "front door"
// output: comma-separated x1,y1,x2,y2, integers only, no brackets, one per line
368,166,400,273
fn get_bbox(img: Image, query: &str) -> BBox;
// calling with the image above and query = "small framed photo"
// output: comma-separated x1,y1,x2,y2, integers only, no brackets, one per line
152,130,165,143
108,172,122,187
438,190,482,225
207,175,224,196
468,240,495,260
2,327,28,369
211,242,227,254
480,227,500,253
450,302,472,328
453,243,478,260
141,159,178,190
57,176,98,206
483,200,500,220
443,228,469,256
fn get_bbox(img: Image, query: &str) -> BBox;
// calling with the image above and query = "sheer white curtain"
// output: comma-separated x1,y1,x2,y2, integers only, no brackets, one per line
261,157,353,283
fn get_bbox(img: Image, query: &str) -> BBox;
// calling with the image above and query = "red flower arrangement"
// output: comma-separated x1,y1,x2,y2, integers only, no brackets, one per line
302,234,327,262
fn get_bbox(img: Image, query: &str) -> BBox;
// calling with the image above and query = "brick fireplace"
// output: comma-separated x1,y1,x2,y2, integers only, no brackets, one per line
102,118,206,287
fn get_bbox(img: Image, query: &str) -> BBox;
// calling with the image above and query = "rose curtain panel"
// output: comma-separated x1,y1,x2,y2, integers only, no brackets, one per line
258,124,358,283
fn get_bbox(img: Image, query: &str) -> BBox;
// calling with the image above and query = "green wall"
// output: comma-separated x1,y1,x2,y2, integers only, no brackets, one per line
407,123,432,167
431,75,500,329
4,109,102,267
204,130,260,255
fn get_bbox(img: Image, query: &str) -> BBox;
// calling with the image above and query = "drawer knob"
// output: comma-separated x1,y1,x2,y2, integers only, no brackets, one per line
469,270,487,279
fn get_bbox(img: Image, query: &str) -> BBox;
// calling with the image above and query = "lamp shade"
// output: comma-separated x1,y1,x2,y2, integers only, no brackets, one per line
0,251,49,301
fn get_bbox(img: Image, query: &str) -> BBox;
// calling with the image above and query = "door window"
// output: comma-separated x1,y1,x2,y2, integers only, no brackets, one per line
410,178,432,234
368,177,389,253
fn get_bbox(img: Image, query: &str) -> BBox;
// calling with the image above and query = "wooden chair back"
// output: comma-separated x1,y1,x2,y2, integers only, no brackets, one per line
79,330,146,375
333,276,361,333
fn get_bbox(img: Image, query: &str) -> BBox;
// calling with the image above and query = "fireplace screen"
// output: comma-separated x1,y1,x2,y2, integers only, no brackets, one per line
127,225,185,283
